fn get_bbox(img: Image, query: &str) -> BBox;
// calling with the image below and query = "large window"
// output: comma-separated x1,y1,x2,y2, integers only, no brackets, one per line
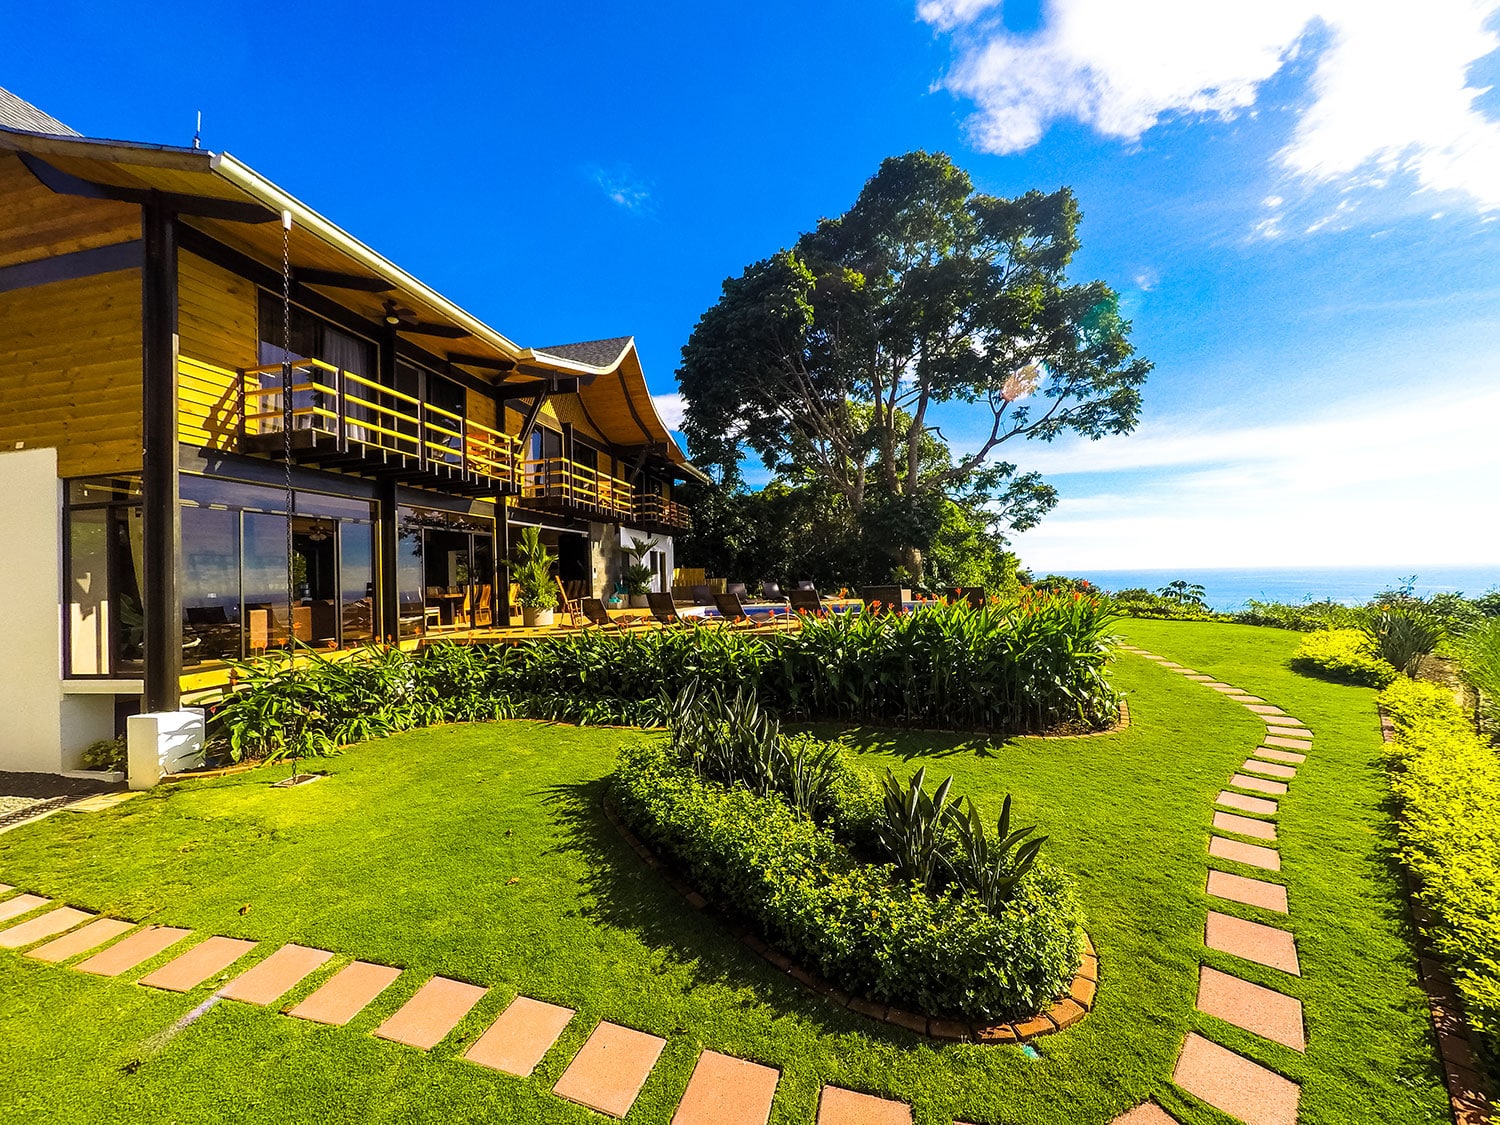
396,506,497,637
179,475,377,664
65,477,143,677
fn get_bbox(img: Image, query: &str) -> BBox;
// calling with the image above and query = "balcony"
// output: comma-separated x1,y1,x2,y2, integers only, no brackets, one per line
239,360,520,495
635,493,692,532
519,457,636,521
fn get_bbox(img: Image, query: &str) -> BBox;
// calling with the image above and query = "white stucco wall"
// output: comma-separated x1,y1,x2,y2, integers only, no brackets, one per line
0,447,66,772
617,526,674,593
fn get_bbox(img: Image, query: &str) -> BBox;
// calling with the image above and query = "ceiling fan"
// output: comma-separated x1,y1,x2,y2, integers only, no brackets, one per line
381,299,469,339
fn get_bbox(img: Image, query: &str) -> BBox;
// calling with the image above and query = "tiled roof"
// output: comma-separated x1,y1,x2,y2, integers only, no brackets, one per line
535,336,633,368
0,87,79,137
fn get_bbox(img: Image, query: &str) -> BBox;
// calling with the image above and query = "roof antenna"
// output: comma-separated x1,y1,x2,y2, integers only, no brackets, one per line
192,110,201,150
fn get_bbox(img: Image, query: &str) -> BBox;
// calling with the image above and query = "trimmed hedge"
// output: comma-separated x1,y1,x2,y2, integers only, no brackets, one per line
1381,679,1500,1059
612,740,1084,1021
1290,628,1398,687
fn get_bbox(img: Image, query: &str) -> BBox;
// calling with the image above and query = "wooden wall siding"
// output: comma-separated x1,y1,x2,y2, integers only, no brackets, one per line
466,388,497,431
176,251,257,450
0,269,143,476
0,153,140,270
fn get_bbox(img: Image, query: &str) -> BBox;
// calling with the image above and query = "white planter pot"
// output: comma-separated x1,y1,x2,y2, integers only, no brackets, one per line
629,594,649,609
522,607,555,627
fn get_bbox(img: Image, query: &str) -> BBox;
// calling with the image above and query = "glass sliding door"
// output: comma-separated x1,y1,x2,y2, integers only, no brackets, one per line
65,477,144,677
242,511,292,652
180,506,242,665
339,521,376,644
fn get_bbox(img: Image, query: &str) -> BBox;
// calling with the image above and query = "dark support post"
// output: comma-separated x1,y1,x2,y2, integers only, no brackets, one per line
561,423,575,503
496,511,511,628
377,481,401,642
141,204,181,713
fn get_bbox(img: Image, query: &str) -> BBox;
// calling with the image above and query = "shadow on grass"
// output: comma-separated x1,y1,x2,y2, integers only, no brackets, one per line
538,776,924,1045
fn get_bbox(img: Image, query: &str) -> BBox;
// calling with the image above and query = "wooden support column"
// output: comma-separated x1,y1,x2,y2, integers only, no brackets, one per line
561,422,575,503
141,204,181,713
377,481,401,642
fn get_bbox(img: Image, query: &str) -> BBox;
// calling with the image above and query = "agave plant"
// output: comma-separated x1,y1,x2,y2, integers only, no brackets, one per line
1362,606,1442,677
876,766,957,887
949,794,1047,910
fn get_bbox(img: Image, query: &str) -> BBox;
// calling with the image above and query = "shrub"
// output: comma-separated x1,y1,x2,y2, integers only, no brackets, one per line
1290,629,1398,688
1233,599,1364,631
1455,616,1500,735
1380,679,1500,1058
612,739,1083,1020
80,737,126,771
1362,607,1443,677
1106,587,1221,621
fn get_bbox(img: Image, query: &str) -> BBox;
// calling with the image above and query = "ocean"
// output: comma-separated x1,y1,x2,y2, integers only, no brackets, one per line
1060,566,1500,613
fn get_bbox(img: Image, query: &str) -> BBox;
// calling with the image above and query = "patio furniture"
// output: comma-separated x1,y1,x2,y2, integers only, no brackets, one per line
944,586,986,609
691,583,714,605
714,591,788,627
473,584,493,628
760,579,787,602
788,587,824,615
796,579,817,590
647,592,683,625
554,575,583,627
726,581,749,598
860,585,907,613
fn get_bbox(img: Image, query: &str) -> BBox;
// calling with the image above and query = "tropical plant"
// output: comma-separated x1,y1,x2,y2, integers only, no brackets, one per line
875,766,957,887
511,526,559,610
1156,579,1207,609
1454,616,1500,734
80,737,127,771
1363,606,1442,677
949,795,1047,911
622,562,655,597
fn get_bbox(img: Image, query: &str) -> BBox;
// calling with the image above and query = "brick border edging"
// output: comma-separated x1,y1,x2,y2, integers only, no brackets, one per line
1378,705,1496,1125
600,795,1098,1043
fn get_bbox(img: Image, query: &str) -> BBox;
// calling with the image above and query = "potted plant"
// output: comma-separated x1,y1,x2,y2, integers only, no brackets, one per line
623,562,655,609
620,534,660,609
512,526,559,627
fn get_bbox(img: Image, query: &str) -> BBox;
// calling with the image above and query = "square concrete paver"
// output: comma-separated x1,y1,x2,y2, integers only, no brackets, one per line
0,906,92,949
1217,790,1278,816
1241,758,1297,780
817,1086,913,1124
1206,911,1300,974
1197,966,1305,1051
1230,773,1288,796
1263,736,1311,751
376,976,487,1050
219,944,333,1005
0,893,48,924
466,995,576,1076
1207,870,1288,914
76,925,191,976
1207,684,1238,691
1265,726,1309,742
288,961,402,1026
140,936,257,992
1244,704,1286,716
1256,747,1306,765
554,1021,667,1119
672,1050,781,1125
27,917,135,962
0,884,11,895
1210,835,1280,871
1172,1032,1300,1125
1111,1104,1179,1125
1213,811,1277,841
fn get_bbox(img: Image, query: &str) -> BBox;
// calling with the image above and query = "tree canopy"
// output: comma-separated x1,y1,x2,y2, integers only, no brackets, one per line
676,150,1150,577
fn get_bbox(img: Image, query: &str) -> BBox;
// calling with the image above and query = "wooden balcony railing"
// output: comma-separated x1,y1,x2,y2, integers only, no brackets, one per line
520,457,636,521
240,360,521,489
635,493,692,530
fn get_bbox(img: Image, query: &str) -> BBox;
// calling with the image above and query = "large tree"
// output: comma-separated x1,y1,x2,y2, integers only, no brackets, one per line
677,151,1150,575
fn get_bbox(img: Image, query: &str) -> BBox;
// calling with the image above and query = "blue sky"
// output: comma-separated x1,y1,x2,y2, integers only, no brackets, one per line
8,1,1499,570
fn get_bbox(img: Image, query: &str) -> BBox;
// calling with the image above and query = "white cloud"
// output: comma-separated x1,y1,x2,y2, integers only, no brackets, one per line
651,391,686,430
591,167,652,213
925,1,1500,211
1003,381,1500,568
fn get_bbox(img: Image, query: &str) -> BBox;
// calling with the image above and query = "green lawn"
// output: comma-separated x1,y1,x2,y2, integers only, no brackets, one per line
0,620,1449,1124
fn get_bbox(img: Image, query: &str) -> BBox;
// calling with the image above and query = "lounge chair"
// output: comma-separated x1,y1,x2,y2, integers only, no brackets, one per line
788,587,824,615
861,585,906,613
760,579,787,602
647,592,684,625
691,583,714,605
714,591,778,627
943,586,986,609
796,579,817,591
726,581,749,598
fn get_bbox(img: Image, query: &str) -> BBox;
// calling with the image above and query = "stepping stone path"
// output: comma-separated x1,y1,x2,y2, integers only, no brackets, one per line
0,642,1331,1125
1105,647,1311,1125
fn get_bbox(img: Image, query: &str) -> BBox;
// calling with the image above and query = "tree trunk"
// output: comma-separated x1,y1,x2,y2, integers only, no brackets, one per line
899,544,923,584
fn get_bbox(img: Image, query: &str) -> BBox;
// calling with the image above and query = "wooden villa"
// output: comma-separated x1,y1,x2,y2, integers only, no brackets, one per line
0,87,703,773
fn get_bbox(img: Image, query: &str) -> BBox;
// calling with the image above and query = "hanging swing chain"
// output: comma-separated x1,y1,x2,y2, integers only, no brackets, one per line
280,210,301,771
